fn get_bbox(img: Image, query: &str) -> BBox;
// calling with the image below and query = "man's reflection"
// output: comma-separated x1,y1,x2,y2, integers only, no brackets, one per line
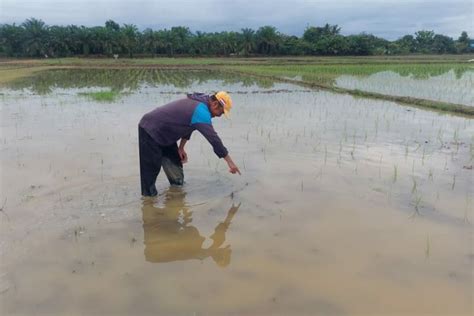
141,187,240,267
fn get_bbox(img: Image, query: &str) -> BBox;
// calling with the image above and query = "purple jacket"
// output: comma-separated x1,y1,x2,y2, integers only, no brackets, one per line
139,93,228,158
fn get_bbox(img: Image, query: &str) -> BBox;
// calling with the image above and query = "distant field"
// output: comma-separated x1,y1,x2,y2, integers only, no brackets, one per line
1,55,473,115
1,54,474,67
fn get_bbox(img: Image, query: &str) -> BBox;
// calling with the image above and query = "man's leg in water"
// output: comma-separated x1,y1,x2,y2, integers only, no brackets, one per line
161,143,184,186
139,126,163,196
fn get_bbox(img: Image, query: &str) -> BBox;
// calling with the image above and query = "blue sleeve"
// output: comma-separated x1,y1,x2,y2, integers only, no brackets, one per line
191,103,212,125
190,103,228,158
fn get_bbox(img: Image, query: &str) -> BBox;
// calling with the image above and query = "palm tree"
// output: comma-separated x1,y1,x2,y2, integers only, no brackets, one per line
48,25,71,57
170,26,192,54
240,28,255,56
142,28,160,57
121,24,139,58
21,18,48,57
256,26,281,55
76,26,92,55
0,23,25,57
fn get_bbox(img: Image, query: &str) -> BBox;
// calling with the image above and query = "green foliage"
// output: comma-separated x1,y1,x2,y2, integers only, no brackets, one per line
21,18,48,57
415,30,435,53
79,90,121,102
456,31,472,53
0,19,472,57
303,24,341,43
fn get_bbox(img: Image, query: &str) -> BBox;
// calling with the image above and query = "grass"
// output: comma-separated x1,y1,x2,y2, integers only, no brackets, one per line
2,54,473,67
0,66,56,84
79,90,121,102
225,62,471,80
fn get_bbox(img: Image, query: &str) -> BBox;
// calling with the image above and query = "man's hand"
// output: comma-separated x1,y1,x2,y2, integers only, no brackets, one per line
224,155,241,175
228,162,241,175
178,138,188,163
178,148,188,163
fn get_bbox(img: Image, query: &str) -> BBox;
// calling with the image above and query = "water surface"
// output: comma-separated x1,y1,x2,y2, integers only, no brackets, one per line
0,69,472,315
335,69,474,106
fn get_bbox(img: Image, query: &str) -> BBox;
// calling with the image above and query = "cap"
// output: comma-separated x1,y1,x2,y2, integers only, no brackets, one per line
215,91,232,118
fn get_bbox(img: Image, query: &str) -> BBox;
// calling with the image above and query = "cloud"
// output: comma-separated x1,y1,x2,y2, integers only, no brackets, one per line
1,0,472,40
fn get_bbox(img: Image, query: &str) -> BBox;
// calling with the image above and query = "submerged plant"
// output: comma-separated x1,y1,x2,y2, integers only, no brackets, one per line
421,146,426,165
324,145,328,165
425,235,431,258
464,193,471,223
409,194,423,218
411,177,417,194
79,90,121,102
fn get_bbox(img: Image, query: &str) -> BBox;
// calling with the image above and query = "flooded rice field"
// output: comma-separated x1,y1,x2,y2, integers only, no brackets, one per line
335,69,474,106
0,69,473,315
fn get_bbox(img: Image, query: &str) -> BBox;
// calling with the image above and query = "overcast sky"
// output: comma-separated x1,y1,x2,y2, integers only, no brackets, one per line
1,0,472,40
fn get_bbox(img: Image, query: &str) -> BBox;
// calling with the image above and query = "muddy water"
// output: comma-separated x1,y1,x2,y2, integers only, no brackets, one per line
0,70,473,315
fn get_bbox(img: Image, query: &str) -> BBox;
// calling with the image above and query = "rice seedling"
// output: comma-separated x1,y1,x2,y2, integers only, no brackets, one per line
437,128,444,146
0,198,9,221
374,116,379,137
464,193,471,223
393,164,398,183
470,143,474,161
411,177,418,194
425,235,431,258
324,145,328,165
316,166,323,179
343,121,348,142
101,158,104,182
421,147,426,165
409,194,423,218
453,128,459,144
451,174,456,190
413,143,421,152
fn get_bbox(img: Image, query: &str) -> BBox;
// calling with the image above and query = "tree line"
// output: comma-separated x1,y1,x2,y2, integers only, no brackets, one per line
0,18,472,58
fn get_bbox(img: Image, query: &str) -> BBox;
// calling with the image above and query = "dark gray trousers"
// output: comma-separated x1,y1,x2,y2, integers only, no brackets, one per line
139,126,184,196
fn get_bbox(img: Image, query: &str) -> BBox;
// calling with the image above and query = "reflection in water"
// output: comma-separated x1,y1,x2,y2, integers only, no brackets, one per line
4,68,276,94
141,188,240,267
335,69,474,106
